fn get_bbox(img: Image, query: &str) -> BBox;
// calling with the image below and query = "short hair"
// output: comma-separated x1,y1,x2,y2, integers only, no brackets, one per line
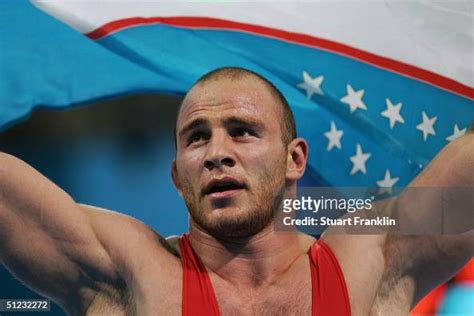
175,67,297,147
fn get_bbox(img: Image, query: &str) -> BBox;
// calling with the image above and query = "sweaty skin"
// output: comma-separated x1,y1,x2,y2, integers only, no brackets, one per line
0,76,472,315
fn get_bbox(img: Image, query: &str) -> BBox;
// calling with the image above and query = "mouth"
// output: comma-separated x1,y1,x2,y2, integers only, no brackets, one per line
202,177,247,199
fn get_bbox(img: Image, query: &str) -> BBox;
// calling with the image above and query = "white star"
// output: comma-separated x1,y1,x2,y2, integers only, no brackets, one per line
376,169,399,195
416,111,437,141
349,144,371,175
297,71,324,99
340,84,367,113
381,98,405,129
324,121,344,151
446,124,466,142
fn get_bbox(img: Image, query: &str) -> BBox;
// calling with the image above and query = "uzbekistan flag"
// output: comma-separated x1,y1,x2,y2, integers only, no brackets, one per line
1,0,473,188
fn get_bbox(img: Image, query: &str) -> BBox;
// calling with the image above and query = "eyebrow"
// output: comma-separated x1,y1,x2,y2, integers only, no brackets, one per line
178,116,264,139
178,118,208,139
224,116,263,130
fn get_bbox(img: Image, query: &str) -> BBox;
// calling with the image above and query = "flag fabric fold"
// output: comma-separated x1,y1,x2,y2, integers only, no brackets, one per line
0,0,180,130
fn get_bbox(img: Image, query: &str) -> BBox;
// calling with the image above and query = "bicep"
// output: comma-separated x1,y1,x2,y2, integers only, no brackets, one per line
0,153,116,307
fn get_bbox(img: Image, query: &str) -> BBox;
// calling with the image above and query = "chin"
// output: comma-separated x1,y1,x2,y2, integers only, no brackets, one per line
194,205,274,239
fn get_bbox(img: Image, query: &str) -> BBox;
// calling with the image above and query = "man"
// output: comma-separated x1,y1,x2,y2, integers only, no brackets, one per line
0,67,472,315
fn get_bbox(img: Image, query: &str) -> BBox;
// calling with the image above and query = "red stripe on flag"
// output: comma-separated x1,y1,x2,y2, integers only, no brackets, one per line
86,16,474,99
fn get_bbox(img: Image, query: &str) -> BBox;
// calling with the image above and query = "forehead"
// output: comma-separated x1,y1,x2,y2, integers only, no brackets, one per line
177,77,282,127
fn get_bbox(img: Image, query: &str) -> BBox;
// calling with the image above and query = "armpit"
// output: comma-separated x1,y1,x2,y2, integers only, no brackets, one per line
85,285,136,316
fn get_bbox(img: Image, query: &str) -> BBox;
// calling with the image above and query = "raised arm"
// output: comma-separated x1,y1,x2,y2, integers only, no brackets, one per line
322,129,473,314
0,153,120,313
367,130,474,313
384,130,474,308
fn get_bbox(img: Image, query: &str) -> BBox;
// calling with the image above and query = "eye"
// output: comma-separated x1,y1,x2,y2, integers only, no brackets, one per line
187,131,208,145
230,127,254,138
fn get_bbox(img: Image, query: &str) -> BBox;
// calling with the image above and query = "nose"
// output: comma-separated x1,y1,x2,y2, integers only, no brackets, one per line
204,132,236,171
204,156,235,170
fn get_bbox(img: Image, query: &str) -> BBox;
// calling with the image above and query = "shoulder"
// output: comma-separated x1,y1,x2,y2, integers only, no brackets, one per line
79,204,181,272
321,234,387,314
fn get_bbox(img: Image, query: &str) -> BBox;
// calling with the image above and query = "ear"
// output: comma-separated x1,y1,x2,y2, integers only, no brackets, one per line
171,160,183,197
286,138,309,181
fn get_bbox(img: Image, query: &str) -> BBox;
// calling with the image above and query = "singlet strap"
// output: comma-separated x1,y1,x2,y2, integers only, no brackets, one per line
308,239,352,316
179,233,220,316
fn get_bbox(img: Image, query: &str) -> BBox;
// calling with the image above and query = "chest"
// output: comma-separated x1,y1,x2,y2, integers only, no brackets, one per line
88,252,317,315
209,257,313,316
212,279,313,316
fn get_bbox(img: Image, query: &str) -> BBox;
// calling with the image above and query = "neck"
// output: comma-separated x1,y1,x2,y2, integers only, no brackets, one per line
188,222,315,288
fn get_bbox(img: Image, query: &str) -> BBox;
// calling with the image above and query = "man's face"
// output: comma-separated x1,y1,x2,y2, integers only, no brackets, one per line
173,77,289,238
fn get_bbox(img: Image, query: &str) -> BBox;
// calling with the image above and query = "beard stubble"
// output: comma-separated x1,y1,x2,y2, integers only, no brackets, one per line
181,162,287,239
